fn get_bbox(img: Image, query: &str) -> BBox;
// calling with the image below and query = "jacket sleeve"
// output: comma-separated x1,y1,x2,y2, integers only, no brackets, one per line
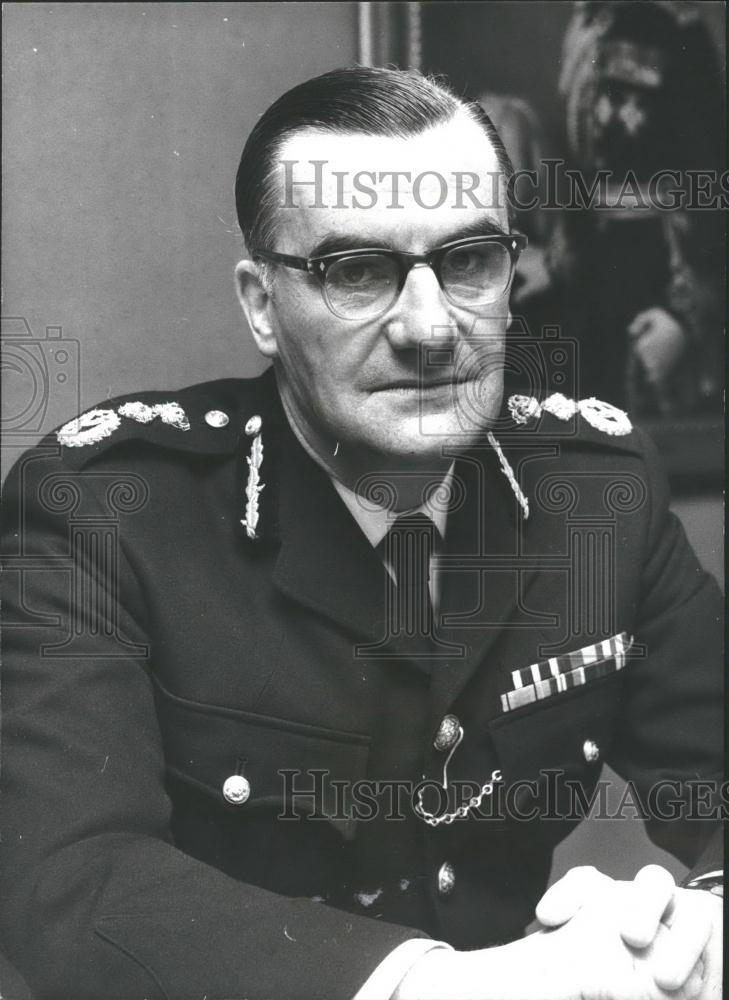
0,448,426,1000
607,427,724,875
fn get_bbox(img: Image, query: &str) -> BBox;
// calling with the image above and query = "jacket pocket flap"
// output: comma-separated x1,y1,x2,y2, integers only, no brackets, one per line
489,671,623,786
154,681,370,823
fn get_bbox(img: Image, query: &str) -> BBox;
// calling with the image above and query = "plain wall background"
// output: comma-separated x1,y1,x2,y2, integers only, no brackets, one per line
2,1,723,892
2,2,355,478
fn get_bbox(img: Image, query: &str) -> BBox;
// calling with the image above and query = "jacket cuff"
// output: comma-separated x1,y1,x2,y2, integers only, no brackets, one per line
353,939,453,1000
682,870,723,897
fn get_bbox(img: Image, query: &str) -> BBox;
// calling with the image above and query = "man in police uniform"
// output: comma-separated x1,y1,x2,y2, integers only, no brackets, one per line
1,68,722,1000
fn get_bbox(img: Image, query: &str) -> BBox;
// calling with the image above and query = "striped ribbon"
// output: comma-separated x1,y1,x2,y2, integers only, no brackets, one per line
500,632,634,713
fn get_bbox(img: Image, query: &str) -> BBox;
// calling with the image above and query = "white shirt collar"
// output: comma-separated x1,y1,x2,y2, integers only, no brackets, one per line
332,464,454,551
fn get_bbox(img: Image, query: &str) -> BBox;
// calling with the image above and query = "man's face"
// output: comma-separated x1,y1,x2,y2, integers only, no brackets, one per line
250,115,513,472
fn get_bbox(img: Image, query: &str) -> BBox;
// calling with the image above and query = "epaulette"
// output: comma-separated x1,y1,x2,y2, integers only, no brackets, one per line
483,392,645,523
505,392,641,453
54,372,281,471
51,370,285,543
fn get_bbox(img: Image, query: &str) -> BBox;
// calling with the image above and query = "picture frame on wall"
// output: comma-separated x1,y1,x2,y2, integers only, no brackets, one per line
360,0,725,492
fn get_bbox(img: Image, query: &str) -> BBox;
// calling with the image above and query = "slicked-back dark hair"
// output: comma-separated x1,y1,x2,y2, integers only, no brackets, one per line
235,66,515,251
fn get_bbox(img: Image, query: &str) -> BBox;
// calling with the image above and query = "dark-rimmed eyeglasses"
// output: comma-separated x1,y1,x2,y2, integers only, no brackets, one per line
251,234,527,321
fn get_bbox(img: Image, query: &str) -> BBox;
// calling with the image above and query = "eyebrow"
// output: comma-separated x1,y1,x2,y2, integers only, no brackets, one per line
308,218,508,258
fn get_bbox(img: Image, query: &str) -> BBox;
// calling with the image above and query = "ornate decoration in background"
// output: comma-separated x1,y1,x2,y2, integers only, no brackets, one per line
549,0,725,425
360,0,724,490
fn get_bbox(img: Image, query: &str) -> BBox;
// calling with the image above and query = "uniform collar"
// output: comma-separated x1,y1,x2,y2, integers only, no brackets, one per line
331,466,453,551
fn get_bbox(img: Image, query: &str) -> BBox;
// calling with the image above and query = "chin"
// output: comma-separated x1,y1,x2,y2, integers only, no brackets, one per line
406,412,492,450
362,421,479,464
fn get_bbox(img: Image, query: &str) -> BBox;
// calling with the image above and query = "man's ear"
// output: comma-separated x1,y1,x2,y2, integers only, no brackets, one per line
235,259,278,358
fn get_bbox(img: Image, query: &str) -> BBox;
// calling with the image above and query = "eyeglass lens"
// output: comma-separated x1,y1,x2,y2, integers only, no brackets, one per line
325,255,396,318
324,242,512,319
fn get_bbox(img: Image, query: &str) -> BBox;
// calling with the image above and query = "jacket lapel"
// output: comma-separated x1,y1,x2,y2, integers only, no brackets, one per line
254,373,539,682
272,421,393,646
429,443,541,717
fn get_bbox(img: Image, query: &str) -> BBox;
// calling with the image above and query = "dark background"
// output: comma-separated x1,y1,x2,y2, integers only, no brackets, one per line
423,1,725,156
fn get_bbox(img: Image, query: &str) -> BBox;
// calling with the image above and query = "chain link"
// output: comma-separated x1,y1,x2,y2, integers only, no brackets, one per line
415,769,503,826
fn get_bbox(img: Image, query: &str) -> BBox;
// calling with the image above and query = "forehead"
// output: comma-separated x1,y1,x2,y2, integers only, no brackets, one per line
271,115,508,253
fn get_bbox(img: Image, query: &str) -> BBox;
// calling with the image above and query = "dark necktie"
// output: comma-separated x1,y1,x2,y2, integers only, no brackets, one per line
380,512,436,650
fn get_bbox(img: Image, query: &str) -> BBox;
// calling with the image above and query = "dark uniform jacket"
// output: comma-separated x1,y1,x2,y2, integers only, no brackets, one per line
1,367,722,1000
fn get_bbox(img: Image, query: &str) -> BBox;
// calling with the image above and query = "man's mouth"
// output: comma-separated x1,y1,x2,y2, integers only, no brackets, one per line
372,376,469,392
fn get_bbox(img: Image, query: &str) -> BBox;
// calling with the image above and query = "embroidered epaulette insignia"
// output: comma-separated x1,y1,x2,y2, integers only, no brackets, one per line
57,400,192,447
117,401,191,430
576,397,632,436
57,408,122,448
507,393,632,436
542,393,578,421
507,394,543,425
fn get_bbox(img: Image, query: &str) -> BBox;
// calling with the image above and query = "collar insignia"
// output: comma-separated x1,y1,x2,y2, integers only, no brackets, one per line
241,415,265,540
488,431,530,519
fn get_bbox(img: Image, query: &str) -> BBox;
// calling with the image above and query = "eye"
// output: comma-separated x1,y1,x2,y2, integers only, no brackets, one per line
447,250,480,275
338,262,373,285
328,255,394,290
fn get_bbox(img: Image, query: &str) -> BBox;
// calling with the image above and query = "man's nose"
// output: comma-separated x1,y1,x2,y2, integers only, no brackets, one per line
382,263,457,350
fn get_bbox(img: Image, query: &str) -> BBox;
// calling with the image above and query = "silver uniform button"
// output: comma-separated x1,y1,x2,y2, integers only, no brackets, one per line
437,861,456,897
433,715,461,751
222,774,251,805
583,739,600,763
245,414,262,436
205,409,230,428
